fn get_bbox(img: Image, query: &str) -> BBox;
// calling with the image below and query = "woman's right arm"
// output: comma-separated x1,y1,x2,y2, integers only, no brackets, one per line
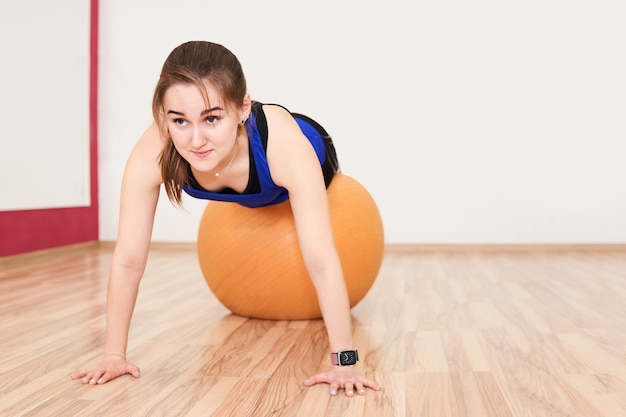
71,124,164,385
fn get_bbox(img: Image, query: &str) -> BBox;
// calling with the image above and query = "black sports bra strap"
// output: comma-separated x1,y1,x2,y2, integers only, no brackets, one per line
250,101,269,151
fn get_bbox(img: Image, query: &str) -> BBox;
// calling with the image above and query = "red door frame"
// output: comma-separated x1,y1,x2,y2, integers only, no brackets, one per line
0,0,99,257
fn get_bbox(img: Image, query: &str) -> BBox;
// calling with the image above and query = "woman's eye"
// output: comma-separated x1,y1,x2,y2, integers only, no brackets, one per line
205,116,218,124
173,118,188,126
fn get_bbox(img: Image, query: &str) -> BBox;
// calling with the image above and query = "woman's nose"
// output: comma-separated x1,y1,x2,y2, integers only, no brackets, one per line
191,126,207,148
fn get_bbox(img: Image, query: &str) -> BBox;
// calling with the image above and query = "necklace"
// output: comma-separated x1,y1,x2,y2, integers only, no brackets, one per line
214,139,239,177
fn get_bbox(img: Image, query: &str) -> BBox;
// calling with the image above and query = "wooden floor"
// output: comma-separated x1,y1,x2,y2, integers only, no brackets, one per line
0,243,625,417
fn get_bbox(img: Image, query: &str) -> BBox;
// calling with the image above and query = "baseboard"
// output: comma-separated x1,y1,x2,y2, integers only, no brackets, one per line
98,241,197,251
384,243,626,253
0,241,100,266
108,241,626,253
4,241,625,265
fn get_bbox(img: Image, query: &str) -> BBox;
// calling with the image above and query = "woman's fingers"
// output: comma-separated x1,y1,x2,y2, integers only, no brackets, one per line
305,367,381,396
362,378,382,391
81,370,94,384
344,380,355,397
127,366,141,378
87,369,104,385
71,358,140,386
303,372,328,387
70,369,86,380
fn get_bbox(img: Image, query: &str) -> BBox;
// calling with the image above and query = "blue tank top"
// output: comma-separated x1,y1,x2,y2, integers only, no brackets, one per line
182,102,330,208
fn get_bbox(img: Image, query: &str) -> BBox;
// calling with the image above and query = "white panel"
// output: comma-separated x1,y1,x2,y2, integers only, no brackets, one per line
0,0,90,211
99,0,626,243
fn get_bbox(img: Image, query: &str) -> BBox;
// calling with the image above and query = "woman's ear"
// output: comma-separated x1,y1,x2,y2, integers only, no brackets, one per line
241,93,252,121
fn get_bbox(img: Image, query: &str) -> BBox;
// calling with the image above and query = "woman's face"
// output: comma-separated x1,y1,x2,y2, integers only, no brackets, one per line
162,81,243,173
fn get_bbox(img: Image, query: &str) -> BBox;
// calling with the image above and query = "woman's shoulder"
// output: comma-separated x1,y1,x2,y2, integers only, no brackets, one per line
137,122,165,147
257,102,292,118
124,122,165,185
261,103,300,136
129,122,166,159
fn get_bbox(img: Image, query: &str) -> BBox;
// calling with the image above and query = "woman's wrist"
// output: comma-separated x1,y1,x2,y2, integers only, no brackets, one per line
104,352,126,360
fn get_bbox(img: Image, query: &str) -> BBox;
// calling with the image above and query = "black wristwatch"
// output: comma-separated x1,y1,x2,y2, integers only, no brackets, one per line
331,350,359,366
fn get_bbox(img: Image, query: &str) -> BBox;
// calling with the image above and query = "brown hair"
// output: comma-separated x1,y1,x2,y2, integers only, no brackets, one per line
152,41,248,205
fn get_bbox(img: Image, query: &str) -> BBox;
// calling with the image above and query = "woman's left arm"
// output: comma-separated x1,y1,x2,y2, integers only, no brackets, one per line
264,106,381,397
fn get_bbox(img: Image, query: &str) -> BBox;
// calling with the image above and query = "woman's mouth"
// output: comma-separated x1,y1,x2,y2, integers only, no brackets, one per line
193,149,212,158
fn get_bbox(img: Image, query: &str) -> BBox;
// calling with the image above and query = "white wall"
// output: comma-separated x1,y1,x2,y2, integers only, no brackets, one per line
99,0,626,244
1,0,90,211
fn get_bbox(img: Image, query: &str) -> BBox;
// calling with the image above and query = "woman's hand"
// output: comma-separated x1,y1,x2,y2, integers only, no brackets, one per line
304,367,381,397
70,354,140,385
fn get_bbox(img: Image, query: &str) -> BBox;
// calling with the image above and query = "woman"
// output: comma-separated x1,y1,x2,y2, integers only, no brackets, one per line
71,41,381,397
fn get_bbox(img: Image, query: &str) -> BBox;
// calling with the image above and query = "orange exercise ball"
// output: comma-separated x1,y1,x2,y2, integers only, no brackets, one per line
196,174,384,320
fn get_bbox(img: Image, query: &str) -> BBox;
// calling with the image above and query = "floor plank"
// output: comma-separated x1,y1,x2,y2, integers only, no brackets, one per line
0,244,625,416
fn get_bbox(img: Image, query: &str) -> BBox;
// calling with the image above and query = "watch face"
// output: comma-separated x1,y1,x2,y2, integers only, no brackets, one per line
339,350,358,366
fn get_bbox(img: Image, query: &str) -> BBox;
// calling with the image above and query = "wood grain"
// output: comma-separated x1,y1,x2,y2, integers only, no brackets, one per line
0,244,624,416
